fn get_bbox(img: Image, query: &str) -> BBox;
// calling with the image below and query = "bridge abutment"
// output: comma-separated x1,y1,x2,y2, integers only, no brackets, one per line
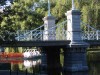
40,47,48,75
0,46,4,52
63,45,88,75
43,16,56,40
63,9,89,75
40,46,61,75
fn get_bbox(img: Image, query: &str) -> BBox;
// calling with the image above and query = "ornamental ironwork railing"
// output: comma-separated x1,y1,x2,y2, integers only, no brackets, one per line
81,22,100,40
15,20,67,41
0,21,100,41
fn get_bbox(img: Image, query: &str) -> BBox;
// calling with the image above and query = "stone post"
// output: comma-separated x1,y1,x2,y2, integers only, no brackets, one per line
0,46,4,52
66,10,82,42
41,15,57,75
44,46,61,75
43,16,56,40
40,46,61,75
0,46,4,60
63,9,89,75
40,47,48,75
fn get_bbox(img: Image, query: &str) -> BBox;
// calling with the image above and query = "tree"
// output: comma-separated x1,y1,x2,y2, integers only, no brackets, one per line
0,0,45,40
0,0,100,34
0,0,6,5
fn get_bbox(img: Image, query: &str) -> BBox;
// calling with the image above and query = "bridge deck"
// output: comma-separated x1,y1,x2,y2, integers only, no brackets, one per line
0,40,100,47
0,41,70,47
84,40,100,47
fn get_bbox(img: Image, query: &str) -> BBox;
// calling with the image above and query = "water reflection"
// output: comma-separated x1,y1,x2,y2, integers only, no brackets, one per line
0,58,41,75
23,49,41,58
0,58,100,75
89,62,100,75
24,59,41,68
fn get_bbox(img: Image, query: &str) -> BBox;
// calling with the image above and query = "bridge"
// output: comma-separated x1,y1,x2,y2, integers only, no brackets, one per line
0,18,100,47
0,17,100,41
0,0,100,75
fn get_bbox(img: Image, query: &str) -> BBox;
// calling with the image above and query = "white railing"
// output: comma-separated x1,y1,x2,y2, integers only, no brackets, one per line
55,21,67,40
82,30,100,40
81,22,100,40
0,30,16,41
16,30,44,41
15,20,67,41
15,25,44,41
0,21,100,41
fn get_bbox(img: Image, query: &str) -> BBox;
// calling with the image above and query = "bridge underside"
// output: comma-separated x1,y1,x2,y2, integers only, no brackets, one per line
0,40,100,47
84,40,100,47
0,40,70,47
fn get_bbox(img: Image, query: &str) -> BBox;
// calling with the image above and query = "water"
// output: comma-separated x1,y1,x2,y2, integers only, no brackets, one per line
88,62,100,75
0,57,100,75
0,58,41,75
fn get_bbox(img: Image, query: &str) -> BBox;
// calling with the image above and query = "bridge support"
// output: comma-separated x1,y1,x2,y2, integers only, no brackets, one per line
0,46,4,52
40,46,61,75
43,16,56,40
63,9,89,75
40,48,48,75
63,46,88,75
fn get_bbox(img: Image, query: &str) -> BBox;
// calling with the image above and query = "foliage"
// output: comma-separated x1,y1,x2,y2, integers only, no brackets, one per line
0,0,100,30
0,0,100,41
0,0,44,30
0,0,44,40
76,0,100,29
0,0,7,5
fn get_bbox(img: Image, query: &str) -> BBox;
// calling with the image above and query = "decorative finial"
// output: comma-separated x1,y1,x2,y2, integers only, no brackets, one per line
72,0,75,10
48,0,51,16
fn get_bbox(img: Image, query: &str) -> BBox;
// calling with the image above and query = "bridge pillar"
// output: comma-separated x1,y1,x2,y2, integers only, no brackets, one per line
43,16,56,40
63,9,89,75
40,48,48,75
0,46,4,52
40,46,61,75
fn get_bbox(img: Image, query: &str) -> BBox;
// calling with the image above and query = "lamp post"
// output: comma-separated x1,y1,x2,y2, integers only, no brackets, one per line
48,0,51,16
72,0,75,10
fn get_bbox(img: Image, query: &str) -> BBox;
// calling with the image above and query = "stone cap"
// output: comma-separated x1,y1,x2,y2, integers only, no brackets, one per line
65,9,81,16
43,16,56,21
68,41,89,47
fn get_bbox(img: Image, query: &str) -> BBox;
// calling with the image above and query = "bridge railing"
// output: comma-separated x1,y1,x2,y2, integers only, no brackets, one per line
15,25,44,41
16,30,44,41
15,20,68,41
0,30,16,41
45,20,67,40
1,20,100,41
55,21,67,40
82,30,100,40
81,22,100,40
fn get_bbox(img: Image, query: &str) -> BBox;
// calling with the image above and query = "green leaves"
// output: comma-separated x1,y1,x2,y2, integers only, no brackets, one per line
0,0,44,31
0,0,100,34
0,0,6,5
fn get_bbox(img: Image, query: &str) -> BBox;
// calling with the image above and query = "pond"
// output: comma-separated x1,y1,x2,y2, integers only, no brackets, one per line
88,62,100,75
0,55,100,75
0,58,41,75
